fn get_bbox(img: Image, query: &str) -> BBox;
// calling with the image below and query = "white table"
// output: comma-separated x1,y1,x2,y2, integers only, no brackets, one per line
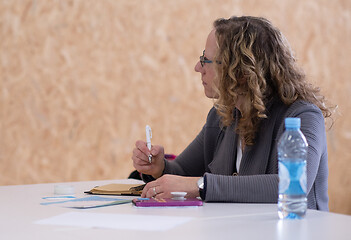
1,179,350,240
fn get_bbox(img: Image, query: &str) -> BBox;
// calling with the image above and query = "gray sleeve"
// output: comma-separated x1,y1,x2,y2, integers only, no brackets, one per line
142,107,219,182
141,126,206,182
205,173,279,203
141,129,206,182
163,126,206,176
297,105,328,197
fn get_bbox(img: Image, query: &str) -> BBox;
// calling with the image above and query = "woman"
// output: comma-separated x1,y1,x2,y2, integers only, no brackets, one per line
132,16,332,210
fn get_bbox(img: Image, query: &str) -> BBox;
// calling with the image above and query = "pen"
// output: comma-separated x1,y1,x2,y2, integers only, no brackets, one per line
145,125,152,163
42,196,76,200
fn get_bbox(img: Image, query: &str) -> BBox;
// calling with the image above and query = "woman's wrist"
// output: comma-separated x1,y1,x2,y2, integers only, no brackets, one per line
151,158,165,179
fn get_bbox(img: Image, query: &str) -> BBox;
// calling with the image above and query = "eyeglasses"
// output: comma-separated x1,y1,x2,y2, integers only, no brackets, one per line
199,50,221,67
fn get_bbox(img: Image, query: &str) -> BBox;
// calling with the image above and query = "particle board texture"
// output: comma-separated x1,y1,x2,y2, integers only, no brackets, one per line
1,0,350,215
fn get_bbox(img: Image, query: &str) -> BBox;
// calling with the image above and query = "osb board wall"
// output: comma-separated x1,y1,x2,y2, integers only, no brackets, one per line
1,0,350,214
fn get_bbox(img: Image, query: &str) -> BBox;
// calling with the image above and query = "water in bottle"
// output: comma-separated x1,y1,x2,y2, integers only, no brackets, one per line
278,117,308,219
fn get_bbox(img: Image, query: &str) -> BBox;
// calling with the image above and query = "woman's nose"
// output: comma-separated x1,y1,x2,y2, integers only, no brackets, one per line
194,61,202,73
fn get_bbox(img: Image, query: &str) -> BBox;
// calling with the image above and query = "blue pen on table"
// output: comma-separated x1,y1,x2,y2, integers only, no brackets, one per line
146,125,152,163
137,198,150,200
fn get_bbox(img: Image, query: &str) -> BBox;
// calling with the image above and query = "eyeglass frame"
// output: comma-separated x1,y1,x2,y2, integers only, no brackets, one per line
199,50,221,67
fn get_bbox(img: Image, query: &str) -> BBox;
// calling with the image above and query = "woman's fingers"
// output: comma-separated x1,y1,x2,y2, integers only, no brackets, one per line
142,182,163,198
132,141,165,178
135,140,150,155
141,175,198,199
132,148,149,165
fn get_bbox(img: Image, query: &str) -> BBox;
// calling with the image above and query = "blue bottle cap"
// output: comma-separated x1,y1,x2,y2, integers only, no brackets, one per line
285,118,301,129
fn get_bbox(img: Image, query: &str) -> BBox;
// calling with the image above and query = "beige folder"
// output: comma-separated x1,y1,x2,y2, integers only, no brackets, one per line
86,183,145,196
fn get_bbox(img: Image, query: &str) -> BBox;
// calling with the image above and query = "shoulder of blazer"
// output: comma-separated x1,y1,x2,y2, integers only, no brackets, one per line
205,107,222,128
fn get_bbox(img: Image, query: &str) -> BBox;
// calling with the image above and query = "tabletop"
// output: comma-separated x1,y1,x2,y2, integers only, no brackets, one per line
1,179,350,240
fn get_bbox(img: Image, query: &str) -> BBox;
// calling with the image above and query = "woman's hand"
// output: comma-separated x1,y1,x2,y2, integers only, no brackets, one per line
132,140,165,179
141,174,201,199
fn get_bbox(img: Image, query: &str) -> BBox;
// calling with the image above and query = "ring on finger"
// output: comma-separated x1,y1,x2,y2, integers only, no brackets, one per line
153,187,157,196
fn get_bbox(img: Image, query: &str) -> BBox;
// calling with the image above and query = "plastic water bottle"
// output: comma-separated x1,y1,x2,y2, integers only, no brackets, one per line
277,118,308,219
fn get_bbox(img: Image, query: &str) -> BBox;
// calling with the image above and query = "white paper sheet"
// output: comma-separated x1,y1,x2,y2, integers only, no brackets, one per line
34,212,193,231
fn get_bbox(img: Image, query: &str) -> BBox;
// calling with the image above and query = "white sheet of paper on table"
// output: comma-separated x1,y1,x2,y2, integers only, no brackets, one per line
34,212,194,231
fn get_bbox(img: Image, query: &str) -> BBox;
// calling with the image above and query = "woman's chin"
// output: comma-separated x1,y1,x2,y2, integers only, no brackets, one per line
204,91,216,99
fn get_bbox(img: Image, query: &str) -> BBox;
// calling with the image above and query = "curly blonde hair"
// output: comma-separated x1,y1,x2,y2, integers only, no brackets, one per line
213,16,332,146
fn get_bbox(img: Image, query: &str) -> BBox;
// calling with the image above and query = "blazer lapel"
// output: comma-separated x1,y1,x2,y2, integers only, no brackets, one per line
238,119,274,175
208,110,239,175
239,100,287,175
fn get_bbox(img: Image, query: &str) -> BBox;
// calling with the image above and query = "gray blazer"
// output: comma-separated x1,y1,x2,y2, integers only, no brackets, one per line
159,99,328,211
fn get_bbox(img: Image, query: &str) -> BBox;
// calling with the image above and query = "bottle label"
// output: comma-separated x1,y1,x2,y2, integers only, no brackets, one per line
279,160,306,195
